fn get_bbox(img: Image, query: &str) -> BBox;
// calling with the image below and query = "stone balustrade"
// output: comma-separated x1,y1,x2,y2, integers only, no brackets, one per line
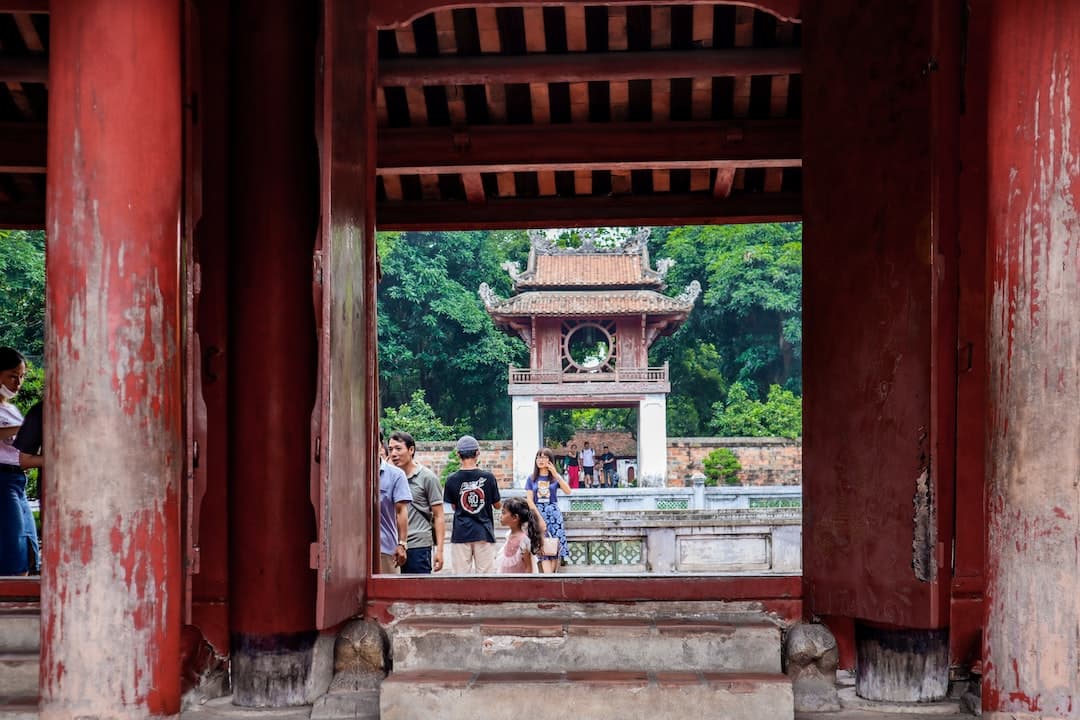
435,485,803,575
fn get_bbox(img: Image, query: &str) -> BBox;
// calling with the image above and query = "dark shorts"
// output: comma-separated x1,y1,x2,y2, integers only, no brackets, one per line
583,465,594,478
401,546,432,574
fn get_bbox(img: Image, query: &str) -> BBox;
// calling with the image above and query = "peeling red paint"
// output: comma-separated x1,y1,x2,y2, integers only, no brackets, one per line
985,1,1080,716
1008,691,1042,712
43,1,183,717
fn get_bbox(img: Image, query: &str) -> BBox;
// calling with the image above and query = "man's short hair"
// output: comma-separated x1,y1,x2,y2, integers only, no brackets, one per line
390,430,416,451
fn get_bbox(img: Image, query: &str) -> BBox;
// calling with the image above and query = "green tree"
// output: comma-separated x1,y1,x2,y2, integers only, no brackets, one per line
377,230,529,438
710,382,802,438
571,407,635,435
381,389,462,442
702,447,742,486
710,382,766,437
651,223,802,413
666,395,700,437
758,384,802,439
543,409,576,445
0,230,46,360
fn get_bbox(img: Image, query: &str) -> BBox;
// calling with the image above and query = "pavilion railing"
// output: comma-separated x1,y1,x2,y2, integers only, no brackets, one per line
508,362,669,384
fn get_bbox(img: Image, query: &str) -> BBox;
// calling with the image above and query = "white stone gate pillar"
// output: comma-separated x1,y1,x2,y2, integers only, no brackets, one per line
637,394,668,486
511,396,540,487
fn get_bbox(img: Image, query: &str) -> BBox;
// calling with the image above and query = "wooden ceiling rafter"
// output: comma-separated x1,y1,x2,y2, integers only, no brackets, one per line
0,55,45,83
377,191,801,230
378,120,801,175
373,0,801,29
0,121,44,173
0,2,46,12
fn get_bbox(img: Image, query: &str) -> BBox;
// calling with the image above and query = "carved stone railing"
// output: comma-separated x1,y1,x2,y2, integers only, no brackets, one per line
508,362,669,385
440,499,802,575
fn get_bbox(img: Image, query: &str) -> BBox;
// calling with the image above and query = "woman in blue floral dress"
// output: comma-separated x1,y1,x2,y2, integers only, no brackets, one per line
525,448,572,573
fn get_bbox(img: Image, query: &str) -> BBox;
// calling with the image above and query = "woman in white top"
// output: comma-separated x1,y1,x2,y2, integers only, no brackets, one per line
0,347,37,575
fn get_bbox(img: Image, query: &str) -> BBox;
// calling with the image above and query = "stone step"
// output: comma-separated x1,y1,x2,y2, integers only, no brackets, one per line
0,611,39,655
0,654,38,699
390,614,782,674
0,697,37,720
381,670,793,720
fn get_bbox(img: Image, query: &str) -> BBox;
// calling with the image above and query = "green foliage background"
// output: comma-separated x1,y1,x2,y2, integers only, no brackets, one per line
378,224,802,440
0,230,46,362
0,226,802,445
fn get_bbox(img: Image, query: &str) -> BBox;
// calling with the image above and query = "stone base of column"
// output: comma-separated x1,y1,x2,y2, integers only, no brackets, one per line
231,631,318,707
854,624,948,703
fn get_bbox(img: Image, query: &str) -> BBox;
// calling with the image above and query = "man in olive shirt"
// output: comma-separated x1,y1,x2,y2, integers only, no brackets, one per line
388,430,446,573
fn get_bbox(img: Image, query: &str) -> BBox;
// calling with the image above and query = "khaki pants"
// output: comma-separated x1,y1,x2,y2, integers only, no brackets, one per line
380,553,401,574
451,542,496,574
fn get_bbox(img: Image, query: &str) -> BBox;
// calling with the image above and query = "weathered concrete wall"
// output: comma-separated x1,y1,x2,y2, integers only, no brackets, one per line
412,437,801,487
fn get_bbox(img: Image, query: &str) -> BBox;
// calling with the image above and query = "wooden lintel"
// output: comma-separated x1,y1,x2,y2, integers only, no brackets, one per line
0,56,47,83
712,167,736,199
0,202,45,229
379,48,800,87
0,122,46,173
0,1,48,12
376,192,801,230
373,0,800,29
378,121,801,175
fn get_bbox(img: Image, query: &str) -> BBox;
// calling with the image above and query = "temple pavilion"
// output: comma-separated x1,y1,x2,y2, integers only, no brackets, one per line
480,228,700,485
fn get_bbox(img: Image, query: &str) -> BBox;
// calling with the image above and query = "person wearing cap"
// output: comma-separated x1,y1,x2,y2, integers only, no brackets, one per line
444,434,502,573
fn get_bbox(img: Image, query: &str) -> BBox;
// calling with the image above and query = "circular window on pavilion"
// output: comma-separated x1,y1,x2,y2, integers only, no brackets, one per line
562,321,616,373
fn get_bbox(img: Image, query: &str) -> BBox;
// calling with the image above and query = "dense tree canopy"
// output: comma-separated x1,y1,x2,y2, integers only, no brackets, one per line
0,225,802,442
649,222,802,435
0,230,46,362
377,230,530,439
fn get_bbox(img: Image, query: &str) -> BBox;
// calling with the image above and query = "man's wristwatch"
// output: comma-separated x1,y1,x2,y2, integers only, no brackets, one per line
397,541,407,550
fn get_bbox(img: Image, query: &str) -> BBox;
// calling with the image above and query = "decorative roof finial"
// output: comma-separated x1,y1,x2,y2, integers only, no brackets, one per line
478,282,503,307
676,280,702,306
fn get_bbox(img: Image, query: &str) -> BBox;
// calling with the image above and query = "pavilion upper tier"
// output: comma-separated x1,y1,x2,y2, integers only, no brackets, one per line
480,228,700,333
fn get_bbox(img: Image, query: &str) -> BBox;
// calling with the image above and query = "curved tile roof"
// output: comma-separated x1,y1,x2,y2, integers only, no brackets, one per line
484,287,698,318
515,254,662,289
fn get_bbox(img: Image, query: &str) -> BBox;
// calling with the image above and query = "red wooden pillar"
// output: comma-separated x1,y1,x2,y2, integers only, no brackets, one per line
42,1,183,718
984,2,1080,718
227,0,320,706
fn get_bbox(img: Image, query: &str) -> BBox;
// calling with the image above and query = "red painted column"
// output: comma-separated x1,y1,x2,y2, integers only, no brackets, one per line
227,0,319,706
42,1,182,718
985,1,1080,718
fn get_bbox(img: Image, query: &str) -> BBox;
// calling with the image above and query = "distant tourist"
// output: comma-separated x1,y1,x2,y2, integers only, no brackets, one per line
495,497,544,574
388,431,445,574
600,445,617,488
378,432,412,574
0,347,38,576
580,441,596,488
526,448,571,573
564,442,580,488
444,435,502,573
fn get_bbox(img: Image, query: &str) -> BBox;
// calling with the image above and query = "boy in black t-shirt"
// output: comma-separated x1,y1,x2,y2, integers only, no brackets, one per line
443,435,502,573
